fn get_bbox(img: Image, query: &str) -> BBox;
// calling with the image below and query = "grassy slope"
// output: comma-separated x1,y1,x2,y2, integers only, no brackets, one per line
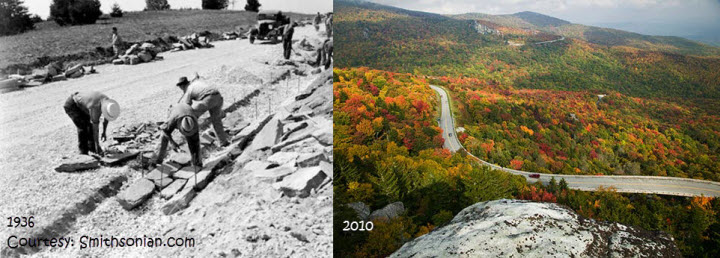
0,10,311,73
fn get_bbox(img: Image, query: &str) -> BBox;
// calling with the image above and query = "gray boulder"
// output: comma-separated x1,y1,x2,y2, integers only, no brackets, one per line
390,199,680,258
369,202,405,222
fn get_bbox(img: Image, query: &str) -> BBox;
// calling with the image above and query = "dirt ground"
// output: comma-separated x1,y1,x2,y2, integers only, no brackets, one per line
0,25,331,256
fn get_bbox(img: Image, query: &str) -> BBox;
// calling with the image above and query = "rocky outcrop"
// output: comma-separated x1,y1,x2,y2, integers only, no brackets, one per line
390,199,680,258
369,202,405,222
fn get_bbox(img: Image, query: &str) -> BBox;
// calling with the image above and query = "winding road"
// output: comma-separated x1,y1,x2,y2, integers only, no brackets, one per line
430,85,720,197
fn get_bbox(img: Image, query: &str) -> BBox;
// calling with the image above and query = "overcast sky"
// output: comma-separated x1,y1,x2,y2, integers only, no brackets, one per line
368,0,720,37
24,0,332,19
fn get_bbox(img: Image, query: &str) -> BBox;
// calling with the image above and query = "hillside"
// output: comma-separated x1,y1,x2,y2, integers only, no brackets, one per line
336,0,720,101
332,68,720,257
453,12,720,56
0,10,312,74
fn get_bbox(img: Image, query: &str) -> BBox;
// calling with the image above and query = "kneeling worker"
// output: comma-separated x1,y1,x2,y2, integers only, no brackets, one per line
63,91,120,156
153,103,202,168
176,76,230,147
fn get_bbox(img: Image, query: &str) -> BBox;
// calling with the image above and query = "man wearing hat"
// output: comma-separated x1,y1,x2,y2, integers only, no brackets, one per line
175,77,230,147
154,103,202,168
63,91,120,156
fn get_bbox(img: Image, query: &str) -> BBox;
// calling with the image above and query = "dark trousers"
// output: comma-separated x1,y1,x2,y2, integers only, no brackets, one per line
158,132,202,168
283,38,292,59
63,94,97,154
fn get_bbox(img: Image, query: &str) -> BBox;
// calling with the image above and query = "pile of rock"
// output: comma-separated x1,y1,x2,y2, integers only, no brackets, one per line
113,43,163,65
115,69,333,215
171,33,214,52
108,121,162,152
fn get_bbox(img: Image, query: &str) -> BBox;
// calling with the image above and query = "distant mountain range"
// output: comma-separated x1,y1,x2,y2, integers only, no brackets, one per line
335,0,720,100
454,11,720,56
338,0,720,56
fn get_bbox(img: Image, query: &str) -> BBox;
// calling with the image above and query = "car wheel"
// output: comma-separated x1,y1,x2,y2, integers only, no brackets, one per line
249,35,255,44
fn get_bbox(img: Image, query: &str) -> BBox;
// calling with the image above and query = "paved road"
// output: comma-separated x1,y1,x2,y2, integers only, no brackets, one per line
534,36,565,45
431,85,720,197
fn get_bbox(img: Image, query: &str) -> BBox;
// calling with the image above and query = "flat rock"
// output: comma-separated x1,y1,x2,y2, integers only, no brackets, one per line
228,121,251,135
282,121,308,135
297,152,326,168
311,122,332,146
101,151,139,166
319,161,333,180
246,117,283,152
168,153,191,166
162,186,197,215
283,111,312,123
273,166,327,198
204,153,230,171
186,169,214,190
232,114,273,143
281,124,317,142
253,165,296,181
145,162,182,179
117,178,155,210
160,179,187,199
271,134,313,153
369,202,405,222
174,165,201,179
347,202,370,220
55,155,100,172
243,160,272,171
267,151,300,165
151,177,174,189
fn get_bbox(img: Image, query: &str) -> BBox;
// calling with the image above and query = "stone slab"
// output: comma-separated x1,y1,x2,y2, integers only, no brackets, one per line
273,166,327,198
271,134,313,153
117,178,155,210
174,165,200,179
186,169,214,190
232,114,273,142
162,186,197,215
297,152,326,168
160,179,187,199
145,162,182,180
55,155,100,172
246,117,283,152
101,151,139,166
244,160,272,171
319,161,333,180
267,152,300,165
168,153,191,166
253,166,296,181
156,177,174,189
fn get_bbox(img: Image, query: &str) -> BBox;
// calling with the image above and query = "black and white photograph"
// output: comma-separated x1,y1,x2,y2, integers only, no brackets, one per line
1,0,333,256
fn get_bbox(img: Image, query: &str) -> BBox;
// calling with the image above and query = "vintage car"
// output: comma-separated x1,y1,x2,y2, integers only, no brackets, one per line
249,10,290,44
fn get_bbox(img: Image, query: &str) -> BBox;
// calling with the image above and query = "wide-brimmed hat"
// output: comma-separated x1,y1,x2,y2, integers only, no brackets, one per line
178,116,196,136
176,76,190,87
101,99,120,121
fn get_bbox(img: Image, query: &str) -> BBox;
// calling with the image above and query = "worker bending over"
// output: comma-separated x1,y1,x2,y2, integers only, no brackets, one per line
175,76,230,147
153,103,202,168
63,91,120,156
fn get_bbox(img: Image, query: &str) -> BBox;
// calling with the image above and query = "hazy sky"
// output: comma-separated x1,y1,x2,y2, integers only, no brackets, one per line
368,0,720,37
24,0,332,18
